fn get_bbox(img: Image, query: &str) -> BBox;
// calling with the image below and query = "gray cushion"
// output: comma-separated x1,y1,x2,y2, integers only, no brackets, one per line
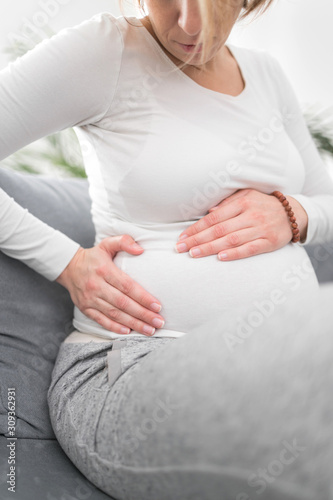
0,168,95,439
305,242,333,283
0,436,111,499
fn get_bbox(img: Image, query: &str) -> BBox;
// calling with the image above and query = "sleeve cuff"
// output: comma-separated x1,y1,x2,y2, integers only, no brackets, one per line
287,194,321,247
36,232,81,281
0,189,82,281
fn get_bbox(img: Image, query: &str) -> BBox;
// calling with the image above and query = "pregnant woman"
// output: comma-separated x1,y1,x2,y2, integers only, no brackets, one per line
1,0,333,498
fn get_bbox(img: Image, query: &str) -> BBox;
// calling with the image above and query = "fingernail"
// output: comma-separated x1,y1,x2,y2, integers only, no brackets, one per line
152,318,165,329
130,243,142,250
150,302,162,313
189,248,201,257
143,325,156,335
175,242,188,253
218,253,228,260
121,327,131,334
178,233,188,241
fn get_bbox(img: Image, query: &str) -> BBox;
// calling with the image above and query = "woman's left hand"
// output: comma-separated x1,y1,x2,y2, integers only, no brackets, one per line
175,188,308,261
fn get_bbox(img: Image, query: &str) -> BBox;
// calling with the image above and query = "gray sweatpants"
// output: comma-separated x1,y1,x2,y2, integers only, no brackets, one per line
47,285,333,500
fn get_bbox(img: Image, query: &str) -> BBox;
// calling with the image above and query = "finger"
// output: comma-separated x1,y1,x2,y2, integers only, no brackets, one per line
100,236,163,313
117,234,145,254
186,227,262,258
95,286,165,336
83,307,133,336
85,296,164,337
175,215,249,253
217,239,269,261
177,202,242,243
207,189,249,212
100,234,144,258
220,188,253,204
105,264,164,314
208,189,260,214
83,306,156,337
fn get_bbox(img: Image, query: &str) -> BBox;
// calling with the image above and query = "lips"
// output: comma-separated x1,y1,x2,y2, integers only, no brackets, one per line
176,42,203,53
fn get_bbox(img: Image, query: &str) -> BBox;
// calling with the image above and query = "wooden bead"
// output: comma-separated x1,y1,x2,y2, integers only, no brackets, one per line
271,191,300,244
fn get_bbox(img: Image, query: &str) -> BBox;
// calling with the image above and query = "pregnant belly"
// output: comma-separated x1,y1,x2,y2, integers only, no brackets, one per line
112,240,319,337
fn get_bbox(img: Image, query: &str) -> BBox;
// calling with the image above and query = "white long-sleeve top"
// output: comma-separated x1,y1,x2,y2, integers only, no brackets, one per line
1,12,333,339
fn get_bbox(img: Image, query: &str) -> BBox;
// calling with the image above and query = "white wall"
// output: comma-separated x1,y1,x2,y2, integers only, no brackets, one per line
0,0,121,70
229,0,333,113
1,0,332,113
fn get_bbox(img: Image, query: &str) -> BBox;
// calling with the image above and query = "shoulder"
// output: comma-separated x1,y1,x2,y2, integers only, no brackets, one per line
19,12,128,88
228,43,294,100
61,13,146,49
228,43,284,77
49,13,150,67
49,12,125,56
229,44,302,119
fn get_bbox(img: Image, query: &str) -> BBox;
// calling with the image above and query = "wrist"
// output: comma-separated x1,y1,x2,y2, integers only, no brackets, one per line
55,246,84,289
286,196,308,243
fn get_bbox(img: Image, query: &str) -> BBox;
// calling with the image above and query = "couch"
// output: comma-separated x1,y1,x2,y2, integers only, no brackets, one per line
1,167,333,500
0,168,112,500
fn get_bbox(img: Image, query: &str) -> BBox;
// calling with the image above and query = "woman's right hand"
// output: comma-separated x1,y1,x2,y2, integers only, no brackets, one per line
55,234,165,336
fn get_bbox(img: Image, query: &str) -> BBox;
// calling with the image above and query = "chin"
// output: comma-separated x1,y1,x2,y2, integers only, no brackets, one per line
173,50,207,66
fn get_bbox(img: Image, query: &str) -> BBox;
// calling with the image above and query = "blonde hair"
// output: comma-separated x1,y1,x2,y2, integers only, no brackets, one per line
120,0,275,67
131,0,274,19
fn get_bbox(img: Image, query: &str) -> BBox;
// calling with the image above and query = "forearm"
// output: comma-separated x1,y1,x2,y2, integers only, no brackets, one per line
0,187,80,280
268,55,333,247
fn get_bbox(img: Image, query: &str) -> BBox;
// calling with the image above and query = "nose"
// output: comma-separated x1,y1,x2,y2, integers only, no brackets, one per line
177,0,202,37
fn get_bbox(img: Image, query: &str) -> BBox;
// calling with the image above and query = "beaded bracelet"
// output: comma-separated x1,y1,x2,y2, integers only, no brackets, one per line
271,191,300,243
